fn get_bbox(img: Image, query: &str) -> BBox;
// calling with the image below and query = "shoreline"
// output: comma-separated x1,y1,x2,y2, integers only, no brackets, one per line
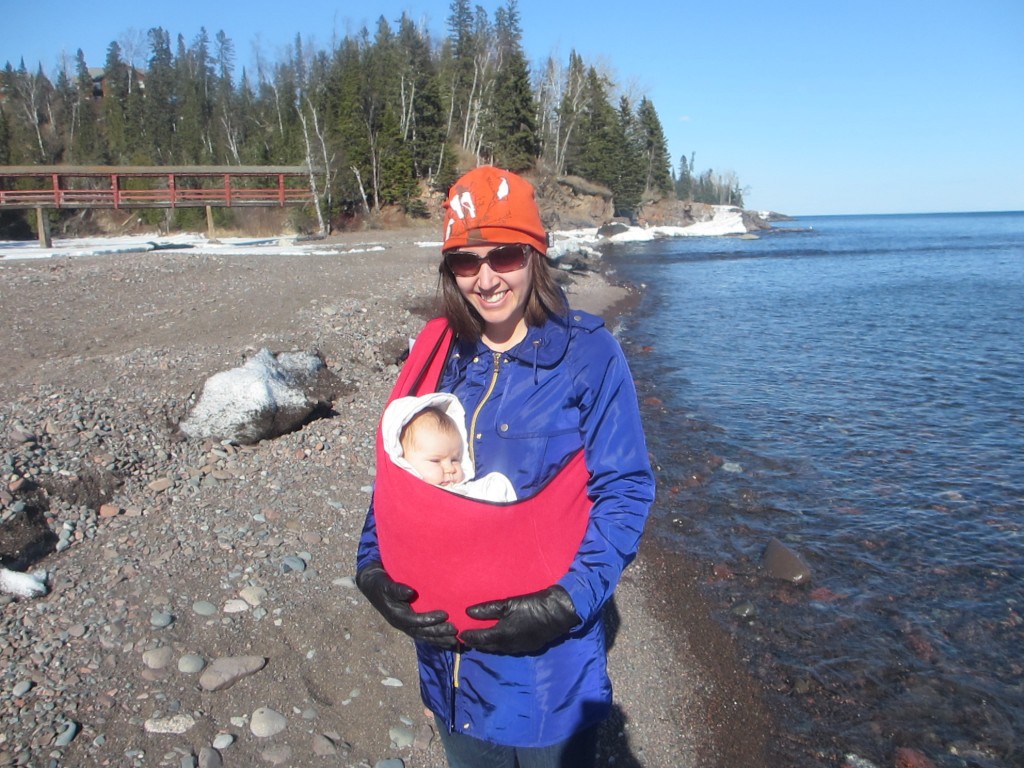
0,229,775,767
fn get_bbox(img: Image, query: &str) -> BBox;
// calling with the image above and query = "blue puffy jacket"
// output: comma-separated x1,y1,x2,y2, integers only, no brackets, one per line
357,309,654,747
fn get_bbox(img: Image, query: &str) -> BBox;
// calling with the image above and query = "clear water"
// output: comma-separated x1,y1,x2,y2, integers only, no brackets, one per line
606,212,1024,767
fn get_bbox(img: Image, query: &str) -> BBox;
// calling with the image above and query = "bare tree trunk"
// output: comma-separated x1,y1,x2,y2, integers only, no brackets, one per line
298,109,327,235
399,74,416,140
15,71,48,161
307,95,334,232
554,63,586,176
351,166,371,215
221,113,241,163
461,65,479,150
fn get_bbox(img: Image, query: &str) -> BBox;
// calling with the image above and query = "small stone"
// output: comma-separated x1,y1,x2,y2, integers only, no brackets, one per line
239,586,267,606
150,610,175,628
223,599,249,614
98,503,122,518
413,723,435,750
374,759,406,768
143,646,175,670
279,556,306,574
178,654,206,674
147,477,173,493
211,733,235,750
389,726,415,749
381,677,404,687
731,601,756,618
311,733,338,756
761,537,812,584
192,601,217,616
54,721,79,747
199,656,267,692
198,746,223,768
12,680,33,697
144,714,195,734
250,707,287,738
259,744,292,765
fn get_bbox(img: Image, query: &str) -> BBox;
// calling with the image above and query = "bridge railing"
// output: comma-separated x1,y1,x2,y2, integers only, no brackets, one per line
0,165,315,210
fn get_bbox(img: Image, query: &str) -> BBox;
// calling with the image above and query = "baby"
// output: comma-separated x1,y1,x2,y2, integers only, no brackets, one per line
382,392,516,502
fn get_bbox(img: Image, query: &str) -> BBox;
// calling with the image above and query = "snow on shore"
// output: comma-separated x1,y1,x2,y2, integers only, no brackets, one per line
0,206,751,262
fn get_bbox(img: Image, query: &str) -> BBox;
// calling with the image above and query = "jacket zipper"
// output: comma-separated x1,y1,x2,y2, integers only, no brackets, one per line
451,351,501,718
467,351,502,466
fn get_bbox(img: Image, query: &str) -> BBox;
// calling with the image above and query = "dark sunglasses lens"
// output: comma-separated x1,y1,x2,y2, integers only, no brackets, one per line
487,244,529,272
445,252,480,276
444,245,529,276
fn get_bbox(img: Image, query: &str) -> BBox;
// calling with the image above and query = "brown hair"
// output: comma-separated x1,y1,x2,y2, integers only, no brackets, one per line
437,247,569,341
400,406,461,452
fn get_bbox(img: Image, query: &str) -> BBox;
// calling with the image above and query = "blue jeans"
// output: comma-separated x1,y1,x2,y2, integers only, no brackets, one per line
435,717,599,768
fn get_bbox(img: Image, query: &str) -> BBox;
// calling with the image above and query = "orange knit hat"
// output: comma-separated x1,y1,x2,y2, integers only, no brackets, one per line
442,166,548,255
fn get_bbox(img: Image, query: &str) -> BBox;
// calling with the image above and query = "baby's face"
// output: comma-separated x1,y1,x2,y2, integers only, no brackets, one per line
404,429,466,487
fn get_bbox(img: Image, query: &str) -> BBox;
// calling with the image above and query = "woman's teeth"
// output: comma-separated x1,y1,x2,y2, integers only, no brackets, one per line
480,290,507,305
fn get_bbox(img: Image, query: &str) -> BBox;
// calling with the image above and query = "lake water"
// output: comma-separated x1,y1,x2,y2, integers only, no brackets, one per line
605,212,1024,767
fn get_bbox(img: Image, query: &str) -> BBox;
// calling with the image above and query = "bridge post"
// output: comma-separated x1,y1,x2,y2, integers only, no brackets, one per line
35,207,52,248
206,205,215,238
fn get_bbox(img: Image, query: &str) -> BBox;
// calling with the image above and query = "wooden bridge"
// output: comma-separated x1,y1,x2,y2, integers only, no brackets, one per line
0,165,315,245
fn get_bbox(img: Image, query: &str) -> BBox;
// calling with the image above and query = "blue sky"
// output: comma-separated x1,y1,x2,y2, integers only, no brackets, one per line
3,0,1022,216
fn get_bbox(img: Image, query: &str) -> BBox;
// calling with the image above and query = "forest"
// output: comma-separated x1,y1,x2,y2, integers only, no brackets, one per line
0,0,745,234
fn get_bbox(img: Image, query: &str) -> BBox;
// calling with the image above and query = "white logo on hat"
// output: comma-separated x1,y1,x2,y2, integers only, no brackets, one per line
450,191,476,221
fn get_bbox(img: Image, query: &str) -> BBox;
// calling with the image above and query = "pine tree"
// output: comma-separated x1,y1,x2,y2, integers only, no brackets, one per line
214,30,242,162
676,152,694,200
636,96,673,196
566,67,617,188
396,14,449,186
613,95,645,218
142,29,176,164
101,42,129,162
0,104,11,164
71,49,101,163
488,0,538,171
326,35,374,211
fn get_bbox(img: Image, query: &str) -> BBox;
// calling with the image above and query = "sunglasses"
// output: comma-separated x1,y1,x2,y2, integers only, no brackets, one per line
443,243,531,277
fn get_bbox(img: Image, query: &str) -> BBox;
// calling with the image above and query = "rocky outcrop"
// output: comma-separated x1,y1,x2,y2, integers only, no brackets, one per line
636,198,716,228
533,175,615,230
530,175,785,232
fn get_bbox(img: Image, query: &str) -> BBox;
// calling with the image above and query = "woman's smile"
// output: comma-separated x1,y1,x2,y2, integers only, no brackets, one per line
454,248,533,348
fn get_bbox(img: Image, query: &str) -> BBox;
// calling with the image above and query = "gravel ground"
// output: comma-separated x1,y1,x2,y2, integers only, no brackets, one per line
0,228,774,768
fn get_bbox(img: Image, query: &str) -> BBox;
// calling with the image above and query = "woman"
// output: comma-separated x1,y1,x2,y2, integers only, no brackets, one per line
356,166,655,767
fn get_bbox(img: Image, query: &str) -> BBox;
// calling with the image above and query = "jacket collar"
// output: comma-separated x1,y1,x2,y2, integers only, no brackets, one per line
454,313,571,369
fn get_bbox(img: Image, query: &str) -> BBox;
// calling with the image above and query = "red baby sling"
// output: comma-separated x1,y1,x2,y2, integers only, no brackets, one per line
373,317,592,632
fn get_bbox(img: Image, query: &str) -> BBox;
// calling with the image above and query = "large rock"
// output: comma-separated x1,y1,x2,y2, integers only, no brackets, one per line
179,349,341,444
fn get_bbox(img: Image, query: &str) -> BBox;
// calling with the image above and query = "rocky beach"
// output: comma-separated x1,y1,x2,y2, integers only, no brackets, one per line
0,227,774,768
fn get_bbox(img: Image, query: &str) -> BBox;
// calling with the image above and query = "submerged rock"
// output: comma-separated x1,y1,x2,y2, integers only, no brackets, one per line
760,537,812,584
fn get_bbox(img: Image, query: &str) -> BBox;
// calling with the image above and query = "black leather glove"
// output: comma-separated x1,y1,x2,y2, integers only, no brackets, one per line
460,586,580,654
356,561,458,649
